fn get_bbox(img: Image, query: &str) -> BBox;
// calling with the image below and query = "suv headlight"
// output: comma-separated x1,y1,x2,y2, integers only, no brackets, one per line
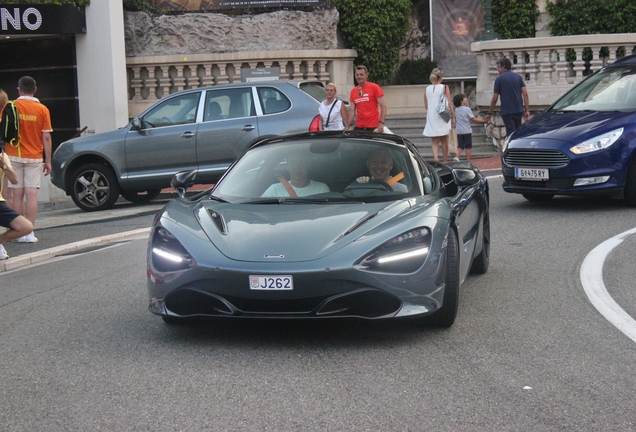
570,128,623,155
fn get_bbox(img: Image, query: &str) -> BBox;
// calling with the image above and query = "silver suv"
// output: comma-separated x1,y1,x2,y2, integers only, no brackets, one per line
51,80,325,211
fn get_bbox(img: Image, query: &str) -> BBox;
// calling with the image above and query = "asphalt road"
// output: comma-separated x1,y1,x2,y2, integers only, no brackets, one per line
1,174,635,430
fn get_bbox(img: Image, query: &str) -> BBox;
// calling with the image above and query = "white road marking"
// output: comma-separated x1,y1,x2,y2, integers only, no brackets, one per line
580,227,636,343
485,172,636,342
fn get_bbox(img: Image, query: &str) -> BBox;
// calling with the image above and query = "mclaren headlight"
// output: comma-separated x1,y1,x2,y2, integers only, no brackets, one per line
151,227,193,272
355,227,431,274
570,128,623,155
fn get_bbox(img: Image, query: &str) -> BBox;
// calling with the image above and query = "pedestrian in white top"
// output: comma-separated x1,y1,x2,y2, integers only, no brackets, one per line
318,83,348,131
423,68,455,162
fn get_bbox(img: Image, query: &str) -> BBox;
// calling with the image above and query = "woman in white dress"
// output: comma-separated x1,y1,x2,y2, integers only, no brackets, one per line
318,83,348,131
423,68,455,162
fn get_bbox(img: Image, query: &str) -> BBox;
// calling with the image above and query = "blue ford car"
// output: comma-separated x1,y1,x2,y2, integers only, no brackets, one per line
502,54,636,204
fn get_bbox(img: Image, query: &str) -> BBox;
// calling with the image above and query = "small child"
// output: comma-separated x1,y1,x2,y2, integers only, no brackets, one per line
452,94,490,161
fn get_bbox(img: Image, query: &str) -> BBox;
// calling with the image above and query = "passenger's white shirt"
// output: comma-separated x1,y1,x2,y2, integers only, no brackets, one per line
391,182,408,192
262,180,330,197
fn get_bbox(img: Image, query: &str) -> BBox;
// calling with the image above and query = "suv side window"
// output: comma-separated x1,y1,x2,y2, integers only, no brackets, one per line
143,92,200,129
258,87,291,114
298,82,326,102
203,87,255,122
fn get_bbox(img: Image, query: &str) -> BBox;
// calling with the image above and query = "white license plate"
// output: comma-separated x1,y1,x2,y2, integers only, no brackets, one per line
515,167,549,181
249,275,293,290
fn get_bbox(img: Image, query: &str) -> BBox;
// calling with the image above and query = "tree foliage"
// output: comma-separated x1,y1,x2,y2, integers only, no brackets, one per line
333,0,412,84
392,58,437,85
123,0,157,12
547,0,636,35
491,0,539,39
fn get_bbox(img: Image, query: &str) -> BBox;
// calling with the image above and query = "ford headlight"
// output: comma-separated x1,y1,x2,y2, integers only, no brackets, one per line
501,133,513,152
355,228,431,274
570,128,623,155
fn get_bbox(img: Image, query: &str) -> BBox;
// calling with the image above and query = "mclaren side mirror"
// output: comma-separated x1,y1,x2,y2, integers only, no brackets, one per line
452,168,480,186
171,170,197,198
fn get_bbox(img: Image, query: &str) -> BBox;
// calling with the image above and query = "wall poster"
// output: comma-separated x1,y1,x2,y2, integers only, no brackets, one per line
430,0,484,79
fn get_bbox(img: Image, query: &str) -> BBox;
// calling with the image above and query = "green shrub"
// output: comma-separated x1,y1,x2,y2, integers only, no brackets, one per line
333,0,412,85
547,0,636,35
491,0,539,39
123,0,157,12
547,0,636,66
392,58,437,85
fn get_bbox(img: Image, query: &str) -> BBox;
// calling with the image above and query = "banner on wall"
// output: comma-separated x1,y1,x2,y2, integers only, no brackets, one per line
430,0,484,79
156,0,326,11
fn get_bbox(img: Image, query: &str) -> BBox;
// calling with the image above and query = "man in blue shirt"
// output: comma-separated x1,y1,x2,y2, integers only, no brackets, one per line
488,58,530,136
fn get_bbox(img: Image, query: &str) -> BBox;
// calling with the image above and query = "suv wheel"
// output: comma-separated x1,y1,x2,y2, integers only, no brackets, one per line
70,163,120,212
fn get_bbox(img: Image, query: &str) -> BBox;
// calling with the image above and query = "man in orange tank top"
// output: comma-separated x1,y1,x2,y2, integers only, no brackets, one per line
5,76,53,243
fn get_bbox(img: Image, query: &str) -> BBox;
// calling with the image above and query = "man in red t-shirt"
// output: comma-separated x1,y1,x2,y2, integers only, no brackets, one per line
345,65,387,133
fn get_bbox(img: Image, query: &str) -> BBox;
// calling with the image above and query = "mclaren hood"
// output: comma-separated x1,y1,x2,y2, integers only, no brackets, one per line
194,201,411,262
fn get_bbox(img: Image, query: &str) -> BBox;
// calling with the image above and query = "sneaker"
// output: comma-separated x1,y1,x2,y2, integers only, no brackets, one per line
0,244,8,260
17,232,38,243
453,157,460,162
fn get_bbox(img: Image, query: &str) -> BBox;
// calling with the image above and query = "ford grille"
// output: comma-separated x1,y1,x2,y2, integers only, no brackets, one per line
504,149,569,168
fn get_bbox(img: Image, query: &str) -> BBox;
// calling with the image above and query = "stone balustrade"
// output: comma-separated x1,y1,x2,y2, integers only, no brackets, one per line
472,33,636,149
126,49,357,118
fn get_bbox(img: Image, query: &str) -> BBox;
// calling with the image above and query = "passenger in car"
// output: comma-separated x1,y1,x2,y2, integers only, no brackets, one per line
206,101,223,121
261,152,330,197
356,148,408,192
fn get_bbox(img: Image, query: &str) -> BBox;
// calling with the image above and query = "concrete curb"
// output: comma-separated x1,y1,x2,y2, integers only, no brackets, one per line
0,228,150,273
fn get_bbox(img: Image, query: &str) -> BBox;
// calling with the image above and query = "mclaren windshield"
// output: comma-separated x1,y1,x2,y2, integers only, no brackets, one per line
212,137,421,204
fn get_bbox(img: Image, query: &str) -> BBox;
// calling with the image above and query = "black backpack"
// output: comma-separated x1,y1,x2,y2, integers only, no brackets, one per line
1,100,19,146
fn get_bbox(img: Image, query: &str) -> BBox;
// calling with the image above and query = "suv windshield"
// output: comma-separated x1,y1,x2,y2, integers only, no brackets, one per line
213,138,418,204
551,66,636,112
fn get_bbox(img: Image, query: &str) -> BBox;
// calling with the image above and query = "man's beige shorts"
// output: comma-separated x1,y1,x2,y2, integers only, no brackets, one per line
7,160,42,189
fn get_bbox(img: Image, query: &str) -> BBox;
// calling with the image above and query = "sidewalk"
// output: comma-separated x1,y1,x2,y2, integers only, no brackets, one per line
1,155,502,272
470,154,502,171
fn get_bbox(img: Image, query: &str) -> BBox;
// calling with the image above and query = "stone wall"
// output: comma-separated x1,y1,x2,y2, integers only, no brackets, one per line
124,10,340,57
